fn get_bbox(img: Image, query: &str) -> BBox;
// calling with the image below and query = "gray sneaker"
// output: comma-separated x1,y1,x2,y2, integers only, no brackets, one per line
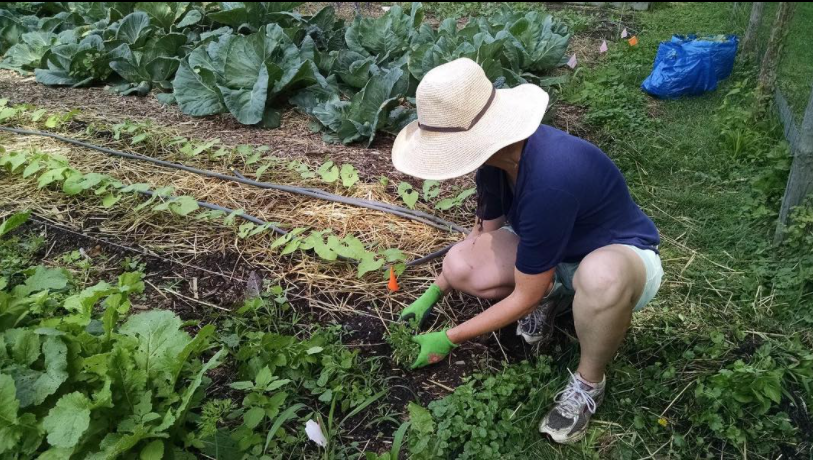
539,371,605,444
516,282,572,344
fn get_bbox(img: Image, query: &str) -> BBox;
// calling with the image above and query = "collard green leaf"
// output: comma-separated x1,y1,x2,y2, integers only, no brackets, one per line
219,64,269,124
174,61,226,116
177,9,202,28
116,12,152,47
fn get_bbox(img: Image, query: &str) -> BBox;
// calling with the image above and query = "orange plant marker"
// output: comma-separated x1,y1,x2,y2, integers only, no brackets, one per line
628,36,639,46
387,266,400,292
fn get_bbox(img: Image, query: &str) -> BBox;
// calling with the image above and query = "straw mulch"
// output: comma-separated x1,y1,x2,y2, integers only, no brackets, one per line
0,129,494,329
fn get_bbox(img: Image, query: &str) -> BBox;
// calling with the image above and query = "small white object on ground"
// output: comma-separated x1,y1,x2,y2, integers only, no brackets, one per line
567,54,578,69
381,6,391,11
621,28,629,38
600,40,608,53
305,420,328,447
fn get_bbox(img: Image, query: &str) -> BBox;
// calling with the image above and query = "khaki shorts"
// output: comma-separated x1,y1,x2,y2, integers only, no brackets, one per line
501,226,664,311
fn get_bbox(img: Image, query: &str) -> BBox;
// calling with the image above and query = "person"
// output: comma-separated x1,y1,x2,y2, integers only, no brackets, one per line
390,58,664,444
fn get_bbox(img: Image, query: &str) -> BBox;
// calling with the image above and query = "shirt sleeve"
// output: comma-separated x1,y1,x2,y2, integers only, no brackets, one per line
475,166,508,221
515,187,580,275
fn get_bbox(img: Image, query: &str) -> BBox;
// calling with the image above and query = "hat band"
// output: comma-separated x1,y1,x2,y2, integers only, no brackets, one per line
418,87,496,133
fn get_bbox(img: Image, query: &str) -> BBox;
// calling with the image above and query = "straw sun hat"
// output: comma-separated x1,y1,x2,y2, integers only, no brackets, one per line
392,58,549,181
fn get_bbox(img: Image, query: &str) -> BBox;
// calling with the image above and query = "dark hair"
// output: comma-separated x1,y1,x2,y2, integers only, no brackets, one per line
474,167,507,232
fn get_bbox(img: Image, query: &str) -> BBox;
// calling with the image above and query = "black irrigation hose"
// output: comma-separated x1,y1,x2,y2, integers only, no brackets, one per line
2,127,458,267
140,187,452,267
0,127,469,234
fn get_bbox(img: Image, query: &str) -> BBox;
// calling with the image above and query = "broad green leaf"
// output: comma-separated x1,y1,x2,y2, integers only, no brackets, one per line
42,392,92,448
116,12,151,46
174,61,226,117
380,248,406,263
0,374,20,452
358,254,384,278
219,64,269,125
397,182,419,209
44,115,59,128
333,235,367,260
0,107,17,121
30,108,47,121
63,282,115,324
244,407,265,429
22,266,69,295
22,161,43,179
102,194,122,208
139,440,164,460
121,183,151,194
169,196,199,216
422,180,440,200
8,329,40,365
318,161,339,183
177,9,202,28
32,337,69,407
340,164,359,188
120,310,192,379
0,211,30,238
0,151,27,172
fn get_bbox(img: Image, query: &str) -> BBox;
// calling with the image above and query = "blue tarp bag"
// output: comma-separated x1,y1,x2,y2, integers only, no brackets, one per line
641,35,738,99
672,35,739,79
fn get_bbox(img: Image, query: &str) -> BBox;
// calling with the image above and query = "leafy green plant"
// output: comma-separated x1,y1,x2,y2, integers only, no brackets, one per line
397,182,419,209
174,23,325,127
0,262,225,458
408,360,556,459
691,340,813,453
386,322,420,368
435,188,475,210
422,180,440,201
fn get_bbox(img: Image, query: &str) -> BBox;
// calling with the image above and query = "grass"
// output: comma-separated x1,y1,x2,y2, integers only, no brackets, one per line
739,1,813,119
421,2,813,458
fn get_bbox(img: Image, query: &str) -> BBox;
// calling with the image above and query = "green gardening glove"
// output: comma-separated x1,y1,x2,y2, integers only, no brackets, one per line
400,284,443,329
411,329,458,369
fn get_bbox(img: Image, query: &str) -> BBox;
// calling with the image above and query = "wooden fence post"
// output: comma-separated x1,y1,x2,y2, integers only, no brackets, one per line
757,2,795,99
740,2,764,59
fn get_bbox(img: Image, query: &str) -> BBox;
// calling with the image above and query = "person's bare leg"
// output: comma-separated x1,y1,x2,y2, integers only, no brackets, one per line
571,245,647,383
438,229,519,298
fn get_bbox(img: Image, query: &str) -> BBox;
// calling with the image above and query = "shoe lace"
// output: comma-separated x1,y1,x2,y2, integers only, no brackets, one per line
518,307,545,334
554,370,597,417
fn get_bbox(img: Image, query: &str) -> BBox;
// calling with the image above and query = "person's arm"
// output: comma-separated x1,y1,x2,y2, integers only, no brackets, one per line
446,268,553,344
400,214,505,326
466,215,505,240
409,268,553,368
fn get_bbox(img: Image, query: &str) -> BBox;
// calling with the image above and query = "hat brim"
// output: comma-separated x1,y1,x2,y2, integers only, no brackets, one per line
391,84,549,181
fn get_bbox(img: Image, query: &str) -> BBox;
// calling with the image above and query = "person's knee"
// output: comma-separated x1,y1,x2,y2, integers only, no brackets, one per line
573,253,633,313
442,235,505,297
442,243,474,291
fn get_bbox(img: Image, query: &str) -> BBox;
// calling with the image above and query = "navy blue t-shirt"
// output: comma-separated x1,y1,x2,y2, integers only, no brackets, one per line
476,125,660,275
